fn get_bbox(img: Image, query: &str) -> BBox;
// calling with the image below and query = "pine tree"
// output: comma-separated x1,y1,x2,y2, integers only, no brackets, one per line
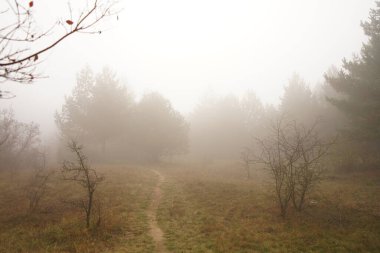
56,67,132,157
281,74,317,125
326,2,380,150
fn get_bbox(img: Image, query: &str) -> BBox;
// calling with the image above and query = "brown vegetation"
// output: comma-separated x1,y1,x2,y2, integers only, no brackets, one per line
0,166,156,252
157,163,380,252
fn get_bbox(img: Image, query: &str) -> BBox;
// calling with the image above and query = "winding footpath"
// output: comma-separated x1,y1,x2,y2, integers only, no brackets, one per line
147,170,169,253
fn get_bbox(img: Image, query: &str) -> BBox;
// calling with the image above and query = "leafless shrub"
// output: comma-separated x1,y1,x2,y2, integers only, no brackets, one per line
0,108,40,171
25,152,54,213
61,140,104,228
251,117,333,217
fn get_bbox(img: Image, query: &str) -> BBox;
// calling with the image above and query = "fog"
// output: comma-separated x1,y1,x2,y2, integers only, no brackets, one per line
1,0,373,141
2,1,380,251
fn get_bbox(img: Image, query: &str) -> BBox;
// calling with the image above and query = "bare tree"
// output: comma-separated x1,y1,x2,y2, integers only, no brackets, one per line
26,152,53,213
290,123,332,211
253,118,293,217
62,140,104,228
0,109,14,148
251,117,332,217
0,108,40,171
0,0,117,85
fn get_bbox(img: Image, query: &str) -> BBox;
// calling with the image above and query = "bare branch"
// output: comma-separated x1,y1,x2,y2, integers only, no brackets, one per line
61,140,104,228
248,117,334,216
0,0,118,84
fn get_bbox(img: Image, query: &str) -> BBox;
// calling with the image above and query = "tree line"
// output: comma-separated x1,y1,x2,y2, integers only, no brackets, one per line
55,67,189,163
2,1,380,172
2,1,380,220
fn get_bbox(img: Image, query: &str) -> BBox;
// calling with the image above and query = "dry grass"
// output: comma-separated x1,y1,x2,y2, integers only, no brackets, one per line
0,166,156,253
1,162,379,252
157,162,380,253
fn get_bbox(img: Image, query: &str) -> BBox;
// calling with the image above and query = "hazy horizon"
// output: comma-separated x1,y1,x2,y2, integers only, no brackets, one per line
0,0,374,140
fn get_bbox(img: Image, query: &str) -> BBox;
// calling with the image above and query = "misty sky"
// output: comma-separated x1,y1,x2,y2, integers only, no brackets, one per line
1,0,375,139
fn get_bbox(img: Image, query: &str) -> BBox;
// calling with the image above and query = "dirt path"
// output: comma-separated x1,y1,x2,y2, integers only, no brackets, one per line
147,170,169,253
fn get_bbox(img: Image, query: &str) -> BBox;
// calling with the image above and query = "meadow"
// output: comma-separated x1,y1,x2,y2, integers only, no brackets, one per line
0,162,379,252
0,166,156,253
157,162,380,253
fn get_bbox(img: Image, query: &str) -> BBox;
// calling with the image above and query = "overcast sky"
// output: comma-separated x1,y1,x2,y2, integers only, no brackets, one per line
0,0,375,139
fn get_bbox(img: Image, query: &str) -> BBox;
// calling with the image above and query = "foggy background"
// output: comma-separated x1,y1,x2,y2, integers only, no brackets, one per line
1,0,374,141
2,1,380,251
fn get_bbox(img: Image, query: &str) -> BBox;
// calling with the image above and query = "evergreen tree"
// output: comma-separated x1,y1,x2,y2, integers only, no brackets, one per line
326,2,380,150
132,92,189,161
56,67,132,156
55,66,94,141
87,68,132,154
281,74,319,125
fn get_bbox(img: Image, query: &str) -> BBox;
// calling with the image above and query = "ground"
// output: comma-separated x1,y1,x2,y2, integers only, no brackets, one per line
0,162,379,252
157,161,380,253
0,166,156,253
147,170,168,253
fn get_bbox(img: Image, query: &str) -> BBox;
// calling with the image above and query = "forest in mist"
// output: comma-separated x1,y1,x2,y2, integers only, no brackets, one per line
1,0,380,252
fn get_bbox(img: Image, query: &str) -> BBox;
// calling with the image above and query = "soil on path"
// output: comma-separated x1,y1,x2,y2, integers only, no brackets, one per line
147,170,169,253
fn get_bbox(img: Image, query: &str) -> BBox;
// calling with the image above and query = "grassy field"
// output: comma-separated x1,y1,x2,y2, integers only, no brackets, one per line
157,162,380,253
0,162,379,252
0,166,156,253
